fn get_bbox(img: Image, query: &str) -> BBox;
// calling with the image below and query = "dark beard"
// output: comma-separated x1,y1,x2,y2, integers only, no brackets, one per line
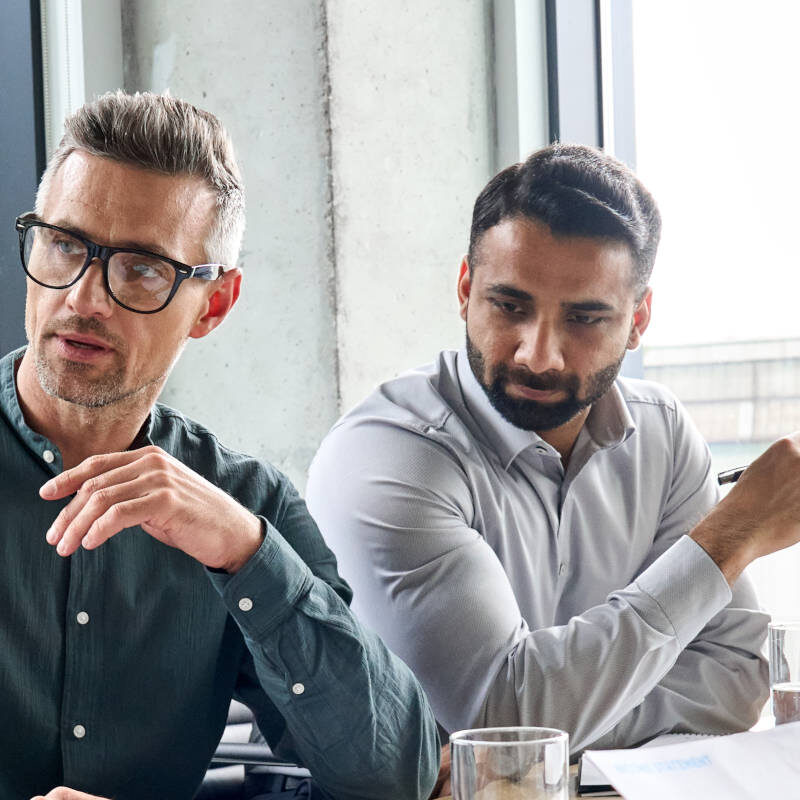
466,333,625,432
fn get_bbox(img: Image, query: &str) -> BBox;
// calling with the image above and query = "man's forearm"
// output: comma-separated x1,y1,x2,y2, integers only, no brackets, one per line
209,522,440,799
478,537,733,753
587,589,769,750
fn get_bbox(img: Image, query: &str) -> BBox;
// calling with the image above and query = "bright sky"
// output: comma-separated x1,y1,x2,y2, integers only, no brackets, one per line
633,1,800,346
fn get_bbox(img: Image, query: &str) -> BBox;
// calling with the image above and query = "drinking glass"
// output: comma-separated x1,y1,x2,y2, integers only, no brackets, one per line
450,726,569,800
768,621,800,724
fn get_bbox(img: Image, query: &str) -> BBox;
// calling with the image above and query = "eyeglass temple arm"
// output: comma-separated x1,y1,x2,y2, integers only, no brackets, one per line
191,264,226,281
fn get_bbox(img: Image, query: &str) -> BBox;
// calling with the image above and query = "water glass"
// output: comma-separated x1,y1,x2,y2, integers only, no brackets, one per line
450,726,569,800
768,621,800,724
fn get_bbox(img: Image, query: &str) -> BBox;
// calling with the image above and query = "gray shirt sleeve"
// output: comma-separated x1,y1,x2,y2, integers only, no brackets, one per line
306,418,768,754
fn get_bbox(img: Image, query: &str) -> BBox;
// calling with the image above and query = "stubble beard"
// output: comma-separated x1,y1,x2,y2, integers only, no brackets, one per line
33,316,148,409
466,332,626,432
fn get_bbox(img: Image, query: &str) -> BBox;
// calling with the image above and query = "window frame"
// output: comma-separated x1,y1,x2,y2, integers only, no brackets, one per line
0,0,45,354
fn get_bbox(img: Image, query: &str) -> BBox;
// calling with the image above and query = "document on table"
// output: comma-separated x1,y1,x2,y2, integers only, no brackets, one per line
582,722,800,799
579,733,712,795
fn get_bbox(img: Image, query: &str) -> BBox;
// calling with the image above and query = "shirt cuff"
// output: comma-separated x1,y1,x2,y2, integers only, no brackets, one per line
206,516,314,637
622,535,732,648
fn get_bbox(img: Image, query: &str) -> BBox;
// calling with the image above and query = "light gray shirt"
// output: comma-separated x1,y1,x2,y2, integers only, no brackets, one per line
306,349,769,752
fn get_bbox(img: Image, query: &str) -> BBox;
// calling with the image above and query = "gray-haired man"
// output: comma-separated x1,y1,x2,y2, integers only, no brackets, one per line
2,91,438,800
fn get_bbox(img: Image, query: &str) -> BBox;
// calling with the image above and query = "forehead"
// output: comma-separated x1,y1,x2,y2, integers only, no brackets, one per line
473,217,637,302
42,150,215,260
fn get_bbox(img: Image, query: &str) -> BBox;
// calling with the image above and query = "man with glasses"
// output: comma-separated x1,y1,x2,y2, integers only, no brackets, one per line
2,91,438,800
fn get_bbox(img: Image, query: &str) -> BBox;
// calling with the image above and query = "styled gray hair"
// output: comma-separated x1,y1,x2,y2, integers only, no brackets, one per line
35,90,245,266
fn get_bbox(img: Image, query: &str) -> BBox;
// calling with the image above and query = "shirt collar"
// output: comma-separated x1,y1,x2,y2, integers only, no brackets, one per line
0,347,28,436
583,380,636,449
455,348,636,470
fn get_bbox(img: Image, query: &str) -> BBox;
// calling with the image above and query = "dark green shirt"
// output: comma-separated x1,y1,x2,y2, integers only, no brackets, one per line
0,348,438,800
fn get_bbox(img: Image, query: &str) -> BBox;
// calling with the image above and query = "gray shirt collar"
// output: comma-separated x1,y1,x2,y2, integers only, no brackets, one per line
455,347,636,470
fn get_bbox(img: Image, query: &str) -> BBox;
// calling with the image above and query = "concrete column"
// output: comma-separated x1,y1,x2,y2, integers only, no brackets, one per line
122,0,338,487
326,1,495,410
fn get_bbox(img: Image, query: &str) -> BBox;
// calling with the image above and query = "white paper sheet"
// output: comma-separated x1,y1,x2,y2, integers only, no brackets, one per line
583,722,800,799
580,733,714,794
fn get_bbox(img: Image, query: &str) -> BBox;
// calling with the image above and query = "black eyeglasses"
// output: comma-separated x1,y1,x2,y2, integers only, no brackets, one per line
15,213,227,314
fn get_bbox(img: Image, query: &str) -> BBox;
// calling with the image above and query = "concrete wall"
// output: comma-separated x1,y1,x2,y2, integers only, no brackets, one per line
326,1,494,410
121,1,498,487
122,1,339,487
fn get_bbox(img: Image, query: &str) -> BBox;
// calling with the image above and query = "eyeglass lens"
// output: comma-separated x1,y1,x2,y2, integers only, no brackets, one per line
23,224,176,312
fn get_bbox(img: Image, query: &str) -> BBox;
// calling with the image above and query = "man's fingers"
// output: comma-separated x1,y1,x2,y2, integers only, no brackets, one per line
81,496,156,551
39,447,159,500
45,453,170,549
50,476,156,556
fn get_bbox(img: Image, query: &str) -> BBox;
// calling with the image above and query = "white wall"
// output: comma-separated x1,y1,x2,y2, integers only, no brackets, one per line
119,1,508,487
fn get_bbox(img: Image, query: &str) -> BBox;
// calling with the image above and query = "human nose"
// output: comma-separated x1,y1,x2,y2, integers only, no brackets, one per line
514,319,565,373
64,260,114,318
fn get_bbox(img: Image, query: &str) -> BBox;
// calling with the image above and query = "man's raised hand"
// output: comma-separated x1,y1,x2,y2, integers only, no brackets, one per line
693,432,800,584
40,446,263,573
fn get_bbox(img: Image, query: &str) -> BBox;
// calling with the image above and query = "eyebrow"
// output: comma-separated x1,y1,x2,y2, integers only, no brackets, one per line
47,218,173,260
484,284,616,312
562,300,616,312
484,283,533,301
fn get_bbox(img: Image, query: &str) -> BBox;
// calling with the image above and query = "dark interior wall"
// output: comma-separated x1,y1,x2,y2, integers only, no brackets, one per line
1,0,45,354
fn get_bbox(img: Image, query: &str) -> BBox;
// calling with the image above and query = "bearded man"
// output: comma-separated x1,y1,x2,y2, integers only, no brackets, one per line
306,144,791,766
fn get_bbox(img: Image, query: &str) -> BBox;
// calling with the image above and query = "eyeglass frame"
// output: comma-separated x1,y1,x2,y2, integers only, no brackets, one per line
14,212,227,314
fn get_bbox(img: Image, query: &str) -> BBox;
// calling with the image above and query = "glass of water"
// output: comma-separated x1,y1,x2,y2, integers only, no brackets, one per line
450,727,569,800
768,621,800,724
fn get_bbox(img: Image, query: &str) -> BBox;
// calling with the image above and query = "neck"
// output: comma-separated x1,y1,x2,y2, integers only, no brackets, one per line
15,350,159,469
537,406,591,467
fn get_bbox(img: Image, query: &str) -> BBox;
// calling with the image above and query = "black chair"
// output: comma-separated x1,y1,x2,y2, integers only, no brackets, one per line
196,701,312,800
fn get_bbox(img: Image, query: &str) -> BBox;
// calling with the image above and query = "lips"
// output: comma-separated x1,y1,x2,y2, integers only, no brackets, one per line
51,332,117,364
507,383,565,402
57,334,112,352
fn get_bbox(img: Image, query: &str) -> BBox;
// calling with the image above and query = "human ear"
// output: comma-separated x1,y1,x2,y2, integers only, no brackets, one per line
189,268,242,339
457,257,471,321
627,288,652,350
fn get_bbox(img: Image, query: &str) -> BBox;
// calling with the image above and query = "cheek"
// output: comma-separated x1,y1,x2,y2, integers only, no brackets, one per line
466,310,509,357
24,284,53,342
138,309,198,359
23,294,35,341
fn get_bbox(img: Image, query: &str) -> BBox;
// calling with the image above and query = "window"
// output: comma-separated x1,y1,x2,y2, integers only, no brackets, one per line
633,1,800,617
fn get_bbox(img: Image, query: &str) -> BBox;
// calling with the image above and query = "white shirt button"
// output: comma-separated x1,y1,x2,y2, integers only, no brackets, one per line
558,562,567,576
42,449,55,463
292,682,305,695
76,611,90,625
535,444,548,454
238,597,253,612
73,724,86,739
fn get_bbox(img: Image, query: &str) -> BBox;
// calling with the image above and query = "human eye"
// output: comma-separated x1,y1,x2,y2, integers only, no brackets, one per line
566,312,605,326
488,296,524,316
116,255,171,284
51,235,82,256
131,262,160,280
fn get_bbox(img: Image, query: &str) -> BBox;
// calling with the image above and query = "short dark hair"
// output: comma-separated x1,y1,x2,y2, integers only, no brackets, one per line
467,143,661,297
